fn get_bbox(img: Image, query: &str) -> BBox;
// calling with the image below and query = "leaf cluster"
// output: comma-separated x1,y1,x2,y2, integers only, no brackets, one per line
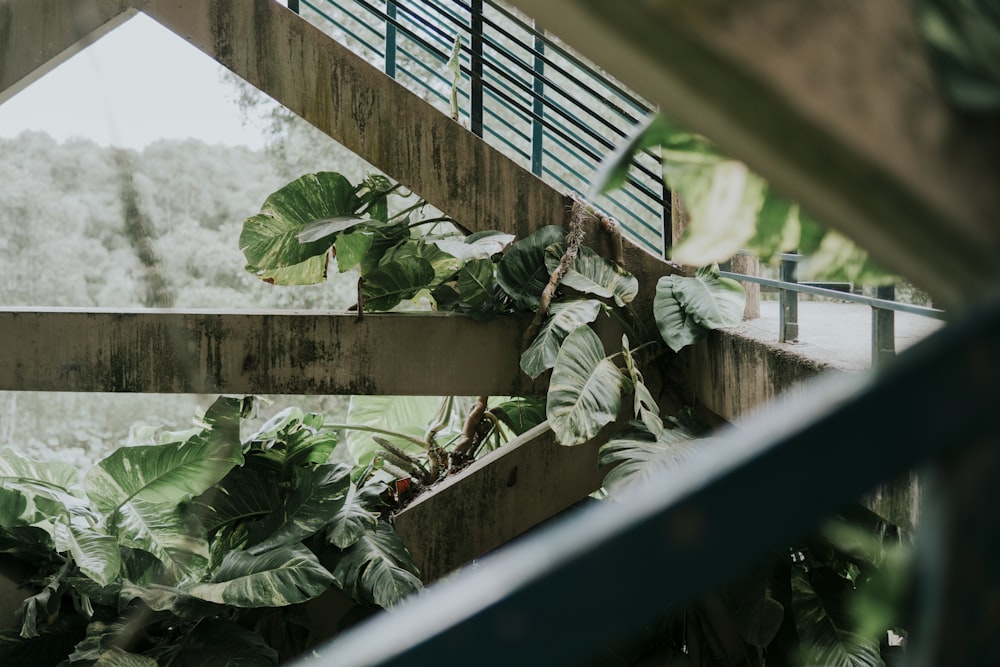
0,397,421,665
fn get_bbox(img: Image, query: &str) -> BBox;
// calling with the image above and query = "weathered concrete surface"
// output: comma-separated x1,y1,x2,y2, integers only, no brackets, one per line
393,421,610,583
506,0,1000,310
0,309,544,396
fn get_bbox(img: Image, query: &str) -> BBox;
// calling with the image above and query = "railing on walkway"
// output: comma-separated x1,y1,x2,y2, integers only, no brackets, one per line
722,253,946,366
285,0,668,255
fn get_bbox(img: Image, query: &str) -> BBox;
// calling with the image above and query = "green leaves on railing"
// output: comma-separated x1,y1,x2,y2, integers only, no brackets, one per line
544,245,638,306
497,225,567,309
598,425,702,496
520,299,604,379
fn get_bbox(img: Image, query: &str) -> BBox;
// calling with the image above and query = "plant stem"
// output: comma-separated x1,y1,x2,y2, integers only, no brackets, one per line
322,423,428,449
451,395,489,458
391,199,429,222
406,216,457,229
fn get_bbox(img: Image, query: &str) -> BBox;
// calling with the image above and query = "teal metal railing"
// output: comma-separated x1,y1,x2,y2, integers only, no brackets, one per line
287,0,668,255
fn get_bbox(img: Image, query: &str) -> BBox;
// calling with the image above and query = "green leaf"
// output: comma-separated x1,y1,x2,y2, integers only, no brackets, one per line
673,266,746,330
335,231,374,272
490,397,547,436
520,299,604,379
669,159,768,266
621,336,663,437
152,619,278,667
245,254,329,286
0,487,27,527
111,502,209,581
0,448,85,523
497,226,567,309
94,647,159,666
381,239,463,281
361,258,436,311
599,425,702,495
803,231,894,286
119,581,223,618
53,520,121,587
325,482,381,549
296,214,376,244
430,231,514,259
746,190,800,261
546,326,625,446
330,523,421,608
544,245,638,306
344,396,440,467
653,276,707,352
240,172,358,272
247,464,351,554
17,576,63,638
185,545,334,607
455,257,498,316
791,567,885,667
190,467,279,536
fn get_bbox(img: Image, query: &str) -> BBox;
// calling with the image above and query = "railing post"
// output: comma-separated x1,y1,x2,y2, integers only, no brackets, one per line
780,256,799,343
470,0,484,137
872,284,896,365
530,23,544,177
385,0,397,78
287,0,299,13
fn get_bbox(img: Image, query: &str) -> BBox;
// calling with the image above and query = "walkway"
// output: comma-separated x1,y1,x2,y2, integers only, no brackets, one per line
736,299,945,372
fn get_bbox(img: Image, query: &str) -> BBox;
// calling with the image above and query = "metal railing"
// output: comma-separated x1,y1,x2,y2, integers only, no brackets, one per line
286,0,668,255
722,253,946,366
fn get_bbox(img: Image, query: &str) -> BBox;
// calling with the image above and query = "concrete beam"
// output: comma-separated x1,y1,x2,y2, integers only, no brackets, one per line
0,0,129,105
393,421,609,583
0,309,542,396
505,0,1000,309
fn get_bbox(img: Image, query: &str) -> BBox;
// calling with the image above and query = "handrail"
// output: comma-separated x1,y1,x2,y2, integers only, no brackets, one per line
287,0,667,255
722,254,946,366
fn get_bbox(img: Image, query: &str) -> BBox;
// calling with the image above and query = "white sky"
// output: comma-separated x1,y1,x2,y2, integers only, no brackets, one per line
0,13,272,150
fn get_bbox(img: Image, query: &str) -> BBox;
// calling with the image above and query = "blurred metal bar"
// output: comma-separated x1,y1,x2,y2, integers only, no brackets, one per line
779,255,799,343
470,0,484,136
872,284,896,364
384,0,397,78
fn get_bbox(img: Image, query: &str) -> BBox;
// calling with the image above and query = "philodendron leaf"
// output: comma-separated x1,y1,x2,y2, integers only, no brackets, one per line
455,257,498,316
653,276,707,352
497,225,567,309
599,425,703,495
0,448,86,523
84,397,244,578
546,326,625,447
673,265,746,330
325,482,381,550
53,520,121,587
17,577,63,638
0,487,26,527
240,172,359,274
520,299,604,379
791,567,885,667
247,464,351,555
361,258,436,311
245,254,329,286
297,215,377,244
621,336,663,438
544,245,638,306
190,466,280,534
335,231,374,272
382,240,463,281
185,545,334,608
331,523,421,608
430,231,514,259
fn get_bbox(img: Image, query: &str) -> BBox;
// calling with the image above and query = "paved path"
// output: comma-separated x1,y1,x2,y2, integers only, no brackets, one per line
733,300,945,372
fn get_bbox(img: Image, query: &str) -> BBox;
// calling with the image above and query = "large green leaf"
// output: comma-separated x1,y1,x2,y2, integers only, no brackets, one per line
381,239,463,281
791,567,885,667
497,226,567,309
599,426,703,495
0,448,86,523
330,523,421,608
247,464,350,554
455,257,499,317
546,326,625,447
240,172,358,273
325,482,381,550
544,245,638,306
189,466,279,536
344,396,440,467
361,258,436,311
672,266,746,330
335,231,374,272
251,254,329,285
296,214,376,244
520,299,604,379
652,276,709,352
111,501,209,580
185,545,334,608
53,520,121,587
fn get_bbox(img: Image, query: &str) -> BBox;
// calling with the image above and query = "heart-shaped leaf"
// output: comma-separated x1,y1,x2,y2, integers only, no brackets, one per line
497,226,567,309
520,299,603,379
546,326,625,446
544,245,638,306
361,258,436,311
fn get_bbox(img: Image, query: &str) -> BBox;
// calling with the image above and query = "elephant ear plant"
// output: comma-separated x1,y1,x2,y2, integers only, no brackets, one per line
0,397,421,665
